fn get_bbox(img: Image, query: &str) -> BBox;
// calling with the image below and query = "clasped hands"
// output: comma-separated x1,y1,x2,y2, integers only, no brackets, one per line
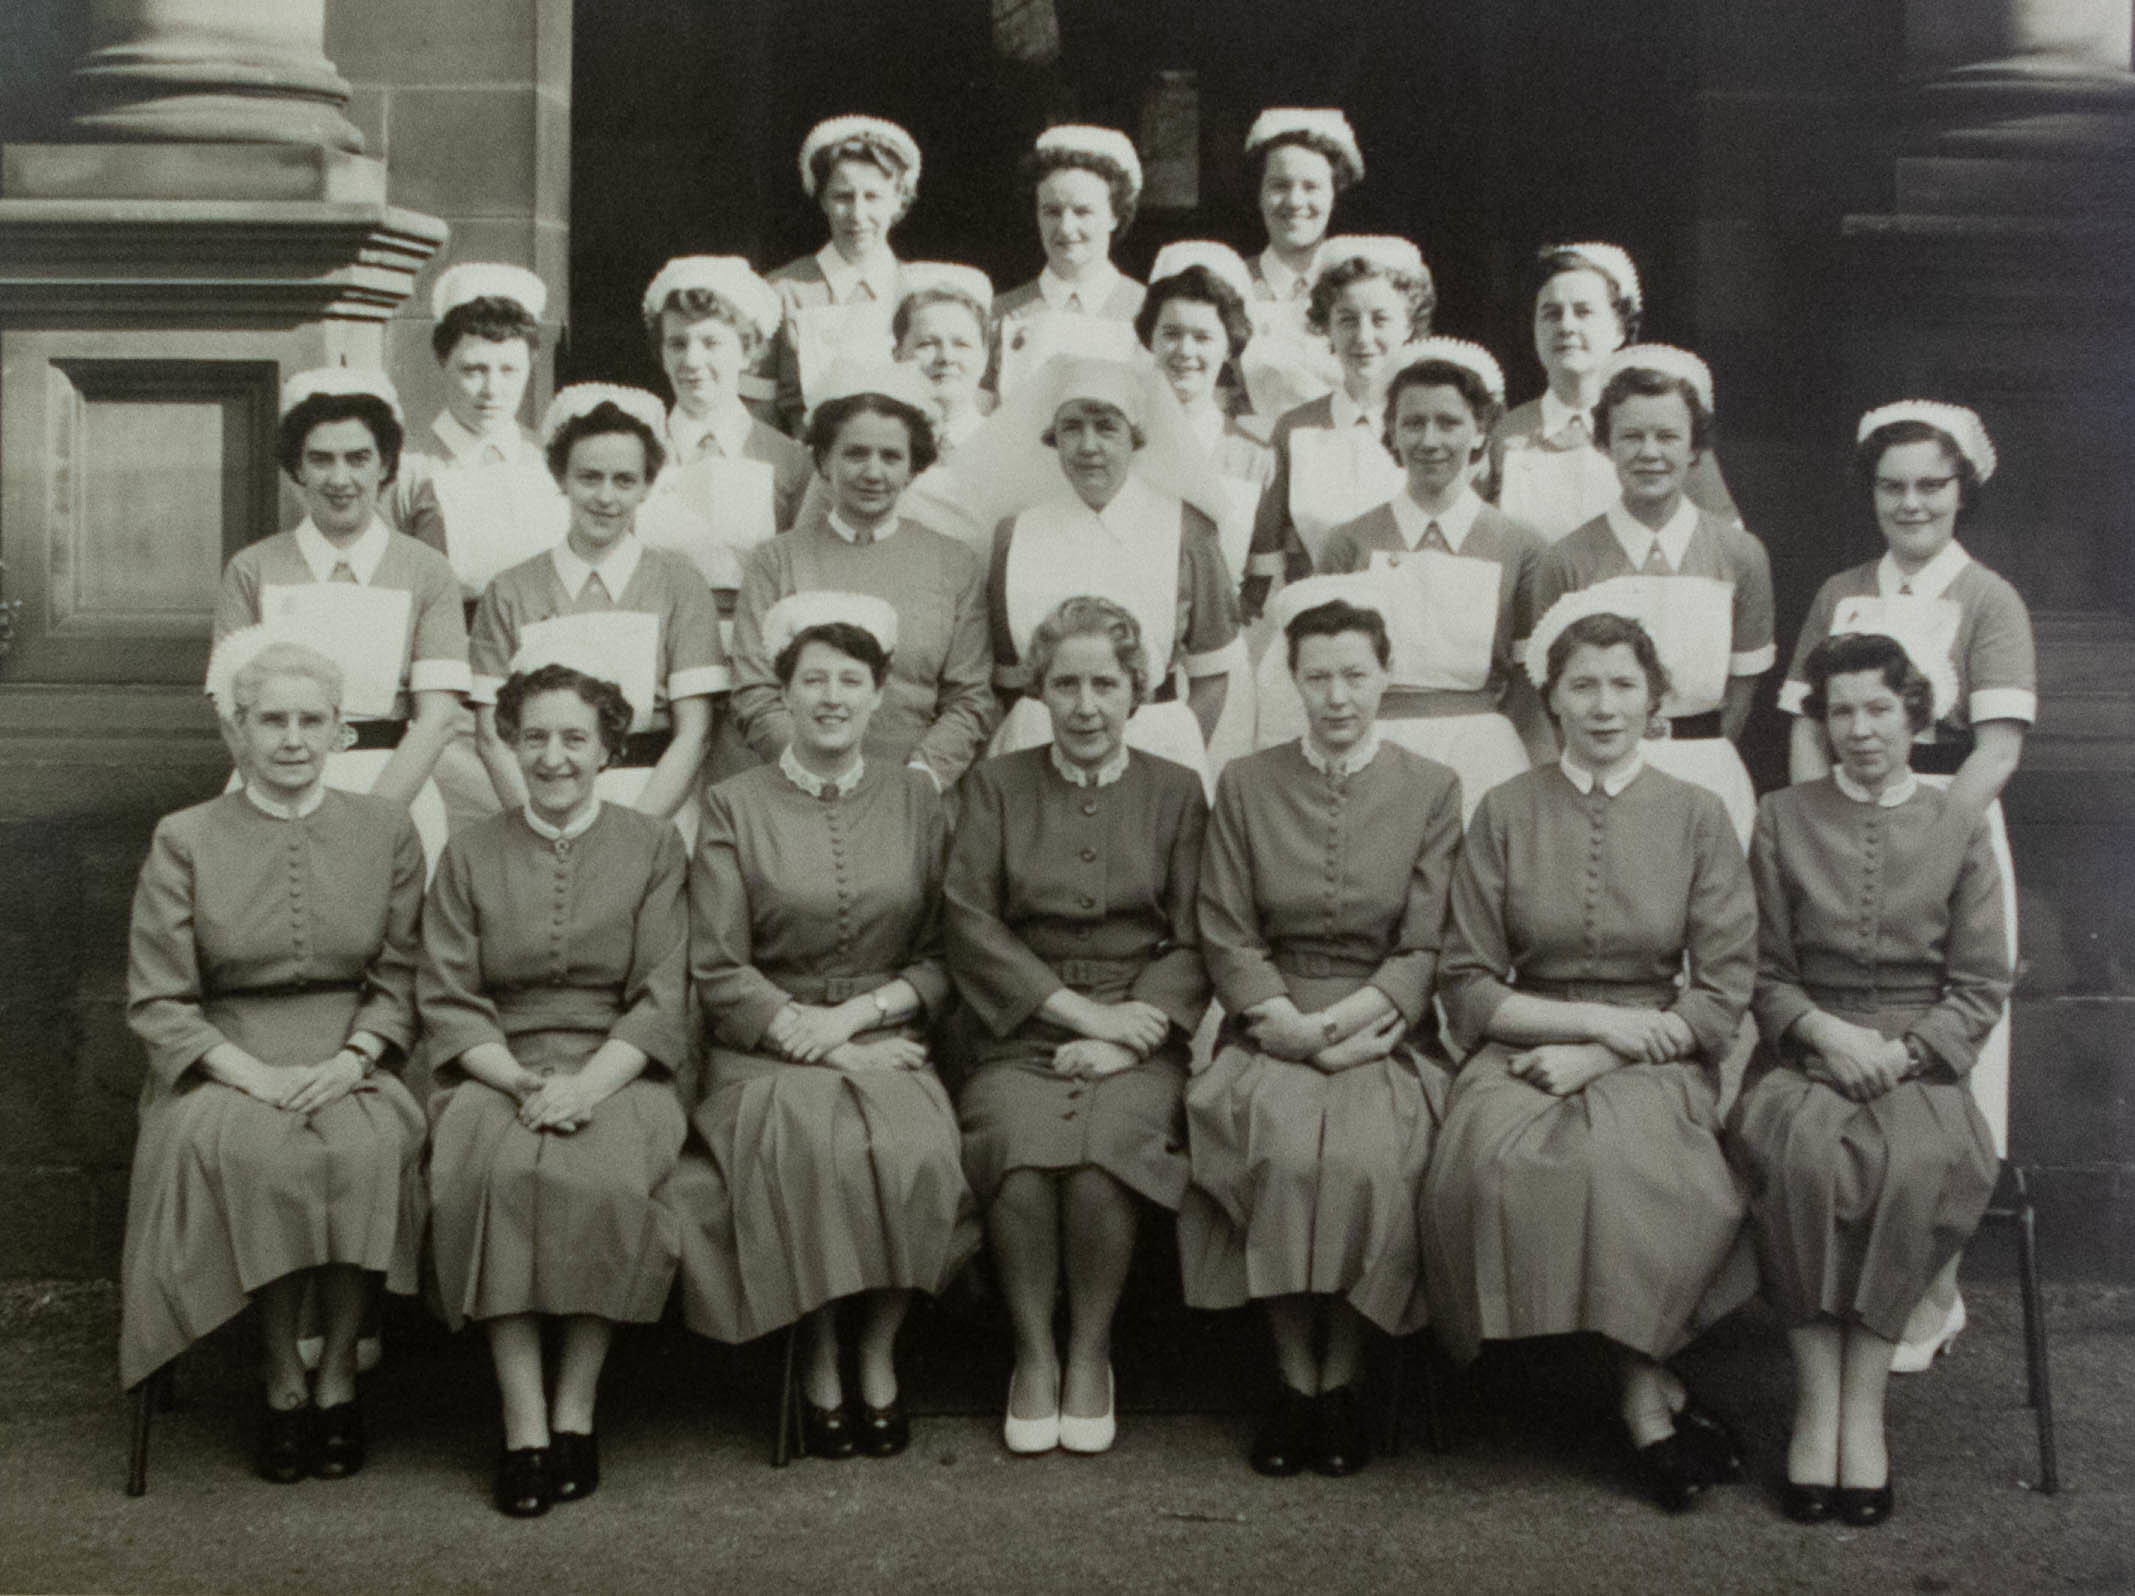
1050,999,1168,1080
220,1048,369,1117
767,1000,924,1074
1508,1007,1697,1098
1794,1013,1914,1103
1242,999,1403,1073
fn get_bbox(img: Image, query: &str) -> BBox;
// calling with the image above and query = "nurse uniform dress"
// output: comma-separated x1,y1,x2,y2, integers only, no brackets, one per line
676,755,980,1344
1244,389,1406,593
212,516,469,865
1238,246,1343,442
1487,390,1739,545
990,264,1147,402
1419,756,1758,1365
766,244,908,435
1529,499,1776,845
1728,774,2009,1341
468,536,726,845
728,512,997,790
1177,736,1462,1335
1776,538,2033,1154
119,788,427,1390
946,745,1210,1211
418,803,691,1330
1260,486,1542,821
1181,406,1276,771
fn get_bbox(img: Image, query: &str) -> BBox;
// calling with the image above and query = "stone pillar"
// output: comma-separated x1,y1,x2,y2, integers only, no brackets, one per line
70,0,365,152
1905,0,2135,155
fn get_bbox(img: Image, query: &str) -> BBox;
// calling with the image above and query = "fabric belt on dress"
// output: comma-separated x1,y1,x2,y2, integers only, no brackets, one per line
1378,686,1500,720
232,979,368,1000
1659,711,1724,740
1910,735,1974,777
345,719,405,752
614,729,674,769
1272,949,1380,978
1518,977,1681,1007
777,970,901,1005
1805,982,1945,1010
1054,955,1146,987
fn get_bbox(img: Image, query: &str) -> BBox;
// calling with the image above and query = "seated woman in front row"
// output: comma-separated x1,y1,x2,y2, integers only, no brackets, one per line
946,596,1210,1457
678,600,978,1461
1420,611,1757,1513
419,664,691,1519
1729,633,2010,1529
1179,599,1463,1478
123,637,425,1485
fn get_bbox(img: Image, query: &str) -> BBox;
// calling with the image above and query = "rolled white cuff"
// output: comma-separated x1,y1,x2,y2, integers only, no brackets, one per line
1246,552,1286,577
668,663,732,700
410,658,474,696
469,673,506,706
1969,687,2036,726
1187,634,1250,680
1729,643,1777,676
1776,678,1809,716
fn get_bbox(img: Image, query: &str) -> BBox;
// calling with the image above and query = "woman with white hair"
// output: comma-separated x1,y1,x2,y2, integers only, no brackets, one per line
764,116,926,434
1237,108,1364,432
122,635,426,1483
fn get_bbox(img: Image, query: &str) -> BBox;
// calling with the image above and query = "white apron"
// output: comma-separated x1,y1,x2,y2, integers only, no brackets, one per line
1497,436,1621,544
429,465,571,599
790,299,897,416
1286,428,1403,567
1240,299,1340,432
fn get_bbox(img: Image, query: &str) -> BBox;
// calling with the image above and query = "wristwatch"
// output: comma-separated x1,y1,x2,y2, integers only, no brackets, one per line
1321,1016,1342,1045
870,989,894,1025
343,1035,384,1075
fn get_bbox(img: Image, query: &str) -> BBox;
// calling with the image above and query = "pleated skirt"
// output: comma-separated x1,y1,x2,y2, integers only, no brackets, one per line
676,1052,981,1345
425,1067,687,1331
119,1073,425,1390
957,1042,1192,1212
1178,1032,1447,1335
1728,1050,1996,1342
1420,1045,1755,1364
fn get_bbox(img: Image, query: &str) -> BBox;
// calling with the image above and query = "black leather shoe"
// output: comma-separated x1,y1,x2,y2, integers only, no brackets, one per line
256,1399,310,1485
549,1430,599,1502
1311,1385,1371,1477
1249,1387,1313,1477
495,1446,551,1518
1632,1432,1707,1513
1673,1395,1743,1483
802,1400,857,1460
1837,1479,1895,1527
857,1397,910,1458
1781,1480,1839,1524
309,1400,366,1480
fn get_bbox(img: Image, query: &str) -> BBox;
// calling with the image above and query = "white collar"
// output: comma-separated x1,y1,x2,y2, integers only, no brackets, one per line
550,535,643,601
1876,539,1971,600
431,410,533,467
815,242,899,306
780,744,866,798
1061,473,1167,541
1328,387,1377,431
1184,405,1226,453
1257,246,1320,301
667,401,754,463
1050,741,1129,788
940,407,985,450
1390,486,1483,553
828,509,900,544
1833,766,1920,809
1038,260,1122,313
1604,496,1701,573
1538,389,1596,444
293,516,392,585
523,797,603,840
1301,728,1382,779
1559,748,1645,797
244,781,326,820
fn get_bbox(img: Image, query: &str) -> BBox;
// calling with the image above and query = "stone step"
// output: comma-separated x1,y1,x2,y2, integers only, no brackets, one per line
1894,153,2135,215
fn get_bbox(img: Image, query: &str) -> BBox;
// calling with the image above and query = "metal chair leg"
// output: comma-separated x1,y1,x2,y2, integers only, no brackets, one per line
2010,1168,2059,1493
125,1377,154,1497
772,1323,803,1468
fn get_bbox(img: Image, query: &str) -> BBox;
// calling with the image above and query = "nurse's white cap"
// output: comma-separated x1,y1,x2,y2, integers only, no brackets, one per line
1540,241,1641,314
640,255,782,343
810,354,937,415
761,589,900,660
1033,124,1143,195
798,115,922,197
1397,337,1507,404
898,261,996,312
1148,240,1255,306
1312,235,1429,287
1601,343,1714,412
1242,108,1364,186
279,365,402,421
430,261,548,322
538,383,669,448
1857,400,1996,482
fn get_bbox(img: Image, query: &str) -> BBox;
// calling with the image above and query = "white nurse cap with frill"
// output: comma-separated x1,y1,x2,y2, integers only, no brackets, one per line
1243,108,1364,186
1033,124,1143,196
538,383,670,448
640,255,783,343
898,261,996,313
279,365,402,421
1857,400,1997,482
1520,579,1662,692
761,589,900,661
1147,240,1256,306
1397,337,1507,405
203,625,346,721
1601,343,1714,413
1312,235,1429,288
1540,242,1642,314
810,354,937,415
799,115,922,197
430,262,549,322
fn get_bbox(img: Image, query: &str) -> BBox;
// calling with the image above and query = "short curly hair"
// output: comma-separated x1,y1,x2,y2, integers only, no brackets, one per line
1285,598,1391,673
1799,632,1935,734
1540,612,1672,722
1382,358,1503,464
230,641,344,722
1024,146,1138,237
805,391,939,477
1853,419,1984,522
1307,254,1435,342
773,620,894,689
1246,130,1363,195
1593,365,1716,457
277,393,404,488
494,663,633,763
1531,249,1641,347
431,295,543,364
1135,264,1254,363
1026,595,1150,712
544,400,668,484
642,288,767,364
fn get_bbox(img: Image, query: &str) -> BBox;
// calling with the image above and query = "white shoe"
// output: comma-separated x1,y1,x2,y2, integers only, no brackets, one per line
1891,1290,1965,1374
1003,1368,1060,1455
1058,1366,1116,1455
